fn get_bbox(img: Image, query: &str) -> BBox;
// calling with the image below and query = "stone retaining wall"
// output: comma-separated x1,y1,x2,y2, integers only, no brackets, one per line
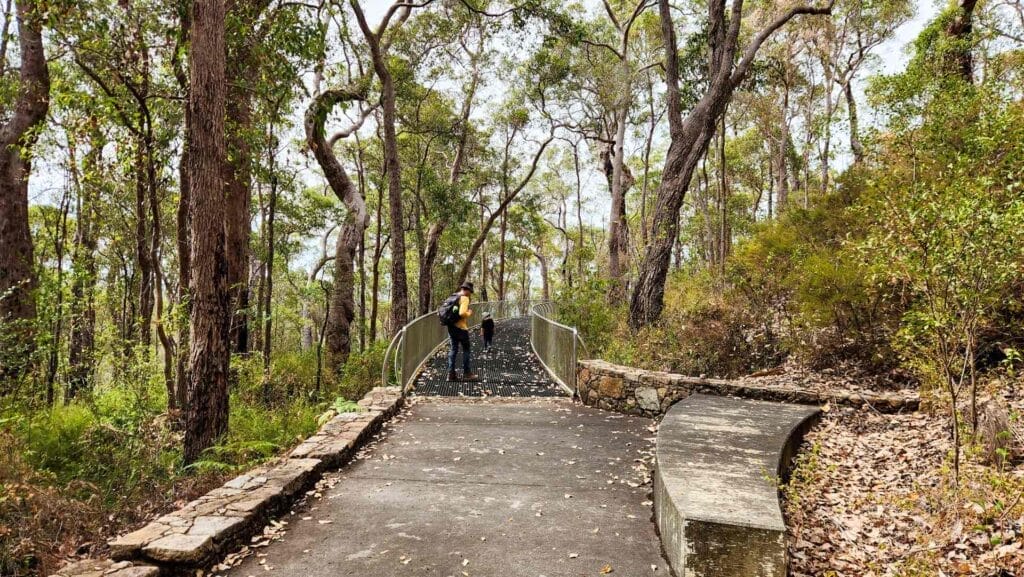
578,359,918,417
53,387,403,577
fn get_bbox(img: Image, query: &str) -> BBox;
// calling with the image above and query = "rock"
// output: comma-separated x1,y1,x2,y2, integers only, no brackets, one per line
597,376,625,399
50,559,161,577
109,523,170,559
142,533,214,565
187,515,247,540
636,387,661,412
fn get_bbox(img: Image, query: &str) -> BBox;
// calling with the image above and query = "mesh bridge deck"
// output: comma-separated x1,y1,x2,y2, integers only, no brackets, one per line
411,317,568,398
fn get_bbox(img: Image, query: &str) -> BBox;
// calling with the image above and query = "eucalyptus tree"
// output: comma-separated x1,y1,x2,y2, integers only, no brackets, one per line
629,0,833,330
305,58,373,373
391,7,490,314
813,0,912,177
350,0,436,335
183,0,228,464
571,0,659,301
0,0,50,383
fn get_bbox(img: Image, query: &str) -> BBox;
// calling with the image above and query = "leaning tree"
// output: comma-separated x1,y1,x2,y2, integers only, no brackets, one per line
629,0,833,330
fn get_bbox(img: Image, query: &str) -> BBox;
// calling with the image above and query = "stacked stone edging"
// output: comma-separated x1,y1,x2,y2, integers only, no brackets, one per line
654,394,821,576
52,386,402,577
578,359,918,417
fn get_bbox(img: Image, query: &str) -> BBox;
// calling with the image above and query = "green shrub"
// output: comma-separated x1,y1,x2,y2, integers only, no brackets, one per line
555,279,620,357
335,341,388,400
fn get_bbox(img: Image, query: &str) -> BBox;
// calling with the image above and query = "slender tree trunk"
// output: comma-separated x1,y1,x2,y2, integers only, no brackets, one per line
184,0,229,464
718,114,729,272
262,127,278,381
417,36,480,313
68,124,102,400
0,0,12,76
607,103,630,301
173,8,192,414
775,86,790,210
370,184,382,343
224,0,272,354
45,187,70,405
844,80,864,164
134,143,154,351
0,0,49,384
497,192,507,299
225,91,253,354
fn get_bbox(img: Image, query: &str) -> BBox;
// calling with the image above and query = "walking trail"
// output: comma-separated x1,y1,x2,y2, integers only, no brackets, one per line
225,318,670,576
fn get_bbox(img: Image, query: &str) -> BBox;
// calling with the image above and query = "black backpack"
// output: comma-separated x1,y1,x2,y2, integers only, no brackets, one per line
438,293,462,326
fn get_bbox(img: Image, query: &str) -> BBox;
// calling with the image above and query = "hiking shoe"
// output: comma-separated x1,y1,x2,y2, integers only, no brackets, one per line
447,371,459,381
462,372,480,381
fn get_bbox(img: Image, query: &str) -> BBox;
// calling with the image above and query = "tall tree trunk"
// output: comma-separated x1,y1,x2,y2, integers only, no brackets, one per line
607,103,630,301
173,5,192,413
351,1,413,335
68,124,102,400
0,0,49,384
0,0,12,76
184,0,229,464
45,187,70,405
775,87,791,211
945,0,979,82
224,0,272,354
225,91,253,354
497,199,507,300
370,183,383,343
262,126,278,382
306,84,370,373
844,79,864,164
630,0,830,330
134,143,154,350
416,34,481,314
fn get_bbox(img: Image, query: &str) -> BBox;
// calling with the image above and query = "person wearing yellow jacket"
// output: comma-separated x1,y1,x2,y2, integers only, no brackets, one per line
446,282,479,382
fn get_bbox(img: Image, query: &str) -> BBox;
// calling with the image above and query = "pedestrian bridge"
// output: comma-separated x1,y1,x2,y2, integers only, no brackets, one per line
381,300,585,398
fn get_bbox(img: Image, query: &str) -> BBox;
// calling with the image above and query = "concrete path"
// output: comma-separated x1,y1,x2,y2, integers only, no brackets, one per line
225,399,670,576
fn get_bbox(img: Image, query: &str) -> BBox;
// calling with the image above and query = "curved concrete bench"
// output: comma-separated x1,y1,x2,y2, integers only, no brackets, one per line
654,394,820,576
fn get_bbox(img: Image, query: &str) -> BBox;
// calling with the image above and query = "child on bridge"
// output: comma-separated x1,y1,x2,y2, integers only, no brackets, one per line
481,312,495,352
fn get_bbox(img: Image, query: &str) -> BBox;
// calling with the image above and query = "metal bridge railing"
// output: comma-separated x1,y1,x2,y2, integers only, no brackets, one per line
382,299,538,393
529,302,588,396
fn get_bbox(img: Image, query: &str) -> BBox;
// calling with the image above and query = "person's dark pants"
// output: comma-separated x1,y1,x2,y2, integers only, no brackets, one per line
447,325,471,373
483,335,493,350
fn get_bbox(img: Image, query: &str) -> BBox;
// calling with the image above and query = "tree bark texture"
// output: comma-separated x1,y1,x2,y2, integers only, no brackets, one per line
184,0,230,464
306,85,370,373
0,0,49,383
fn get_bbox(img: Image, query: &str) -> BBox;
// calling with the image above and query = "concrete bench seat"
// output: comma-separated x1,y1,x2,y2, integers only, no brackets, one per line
654,394,820,576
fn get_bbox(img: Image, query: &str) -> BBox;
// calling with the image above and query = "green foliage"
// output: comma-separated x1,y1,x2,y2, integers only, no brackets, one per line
335,341,389,401
555,279,619,356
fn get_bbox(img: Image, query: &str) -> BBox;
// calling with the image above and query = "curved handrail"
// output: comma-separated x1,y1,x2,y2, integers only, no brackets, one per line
529,302,587,395
529,302,590,358
380,300,538,393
